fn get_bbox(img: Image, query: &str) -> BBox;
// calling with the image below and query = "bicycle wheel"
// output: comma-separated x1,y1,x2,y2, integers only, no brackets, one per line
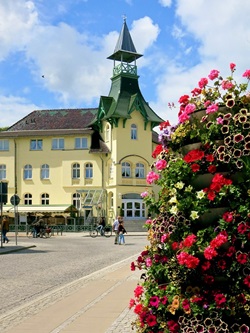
89,229,98,238
104,228,112,238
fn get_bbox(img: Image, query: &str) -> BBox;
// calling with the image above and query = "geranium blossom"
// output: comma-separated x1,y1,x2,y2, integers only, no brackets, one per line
155,159,167,170
146,171,160,184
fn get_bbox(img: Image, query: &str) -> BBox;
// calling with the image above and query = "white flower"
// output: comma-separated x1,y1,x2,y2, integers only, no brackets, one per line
185,185,193,192
175,181,185,189
169,188,177,195
169,196,178,204
197,190,206,199
170,205,178,215
190,211,199,220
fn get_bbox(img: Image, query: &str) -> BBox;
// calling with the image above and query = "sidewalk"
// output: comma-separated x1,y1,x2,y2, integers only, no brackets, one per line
0,237,142,333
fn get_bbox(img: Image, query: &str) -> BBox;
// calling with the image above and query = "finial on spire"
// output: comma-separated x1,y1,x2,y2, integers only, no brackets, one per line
122,14,127,22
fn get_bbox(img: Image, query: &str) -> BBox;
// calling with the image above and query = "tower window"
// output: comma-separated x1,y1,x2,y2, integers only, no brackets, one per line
131,124,137,140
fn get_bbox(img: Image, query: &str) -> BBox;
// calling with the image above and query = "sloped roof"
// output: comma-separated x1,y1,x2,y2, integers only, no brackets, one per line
7,108,98,132
107,20,142,63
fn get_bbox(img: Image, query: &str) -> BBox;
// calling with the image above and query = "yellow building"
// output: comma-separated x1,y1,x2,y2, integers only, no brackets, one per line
0,20,163,227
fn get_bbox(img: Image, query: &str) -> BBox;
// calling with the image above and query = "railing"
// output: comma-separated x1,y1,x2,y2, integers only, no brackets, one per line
9,224,93,235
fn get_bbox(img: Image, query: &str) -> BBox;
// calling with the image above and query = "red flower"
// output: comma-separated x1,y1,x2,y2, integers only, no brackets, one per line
222,211,234,222
178,94,190,104
201,261,211,271
152,144,163,158
191,163,200,172
214,293,227,307
205,154,214,162
207,190,216,201
238,222,248,234
204,245,218,259
207,165,217,173
243,275,250,288
217,259,227,270
237,252,248,264
131,262,136,271
182,234,197,247
167,320,179,333
146,314,157,327
183,149,205,163
159,121,171,130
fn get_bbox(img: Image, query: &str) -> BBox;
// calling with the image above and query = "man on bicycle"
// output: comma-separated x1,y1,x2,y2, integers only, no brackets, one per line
96,217,105,235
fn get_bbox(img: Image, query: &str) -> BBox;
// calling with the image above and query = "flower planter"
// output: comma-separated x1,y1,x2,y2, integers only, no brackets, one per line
191,172,229,190
197,207,229,225
180,142,202,155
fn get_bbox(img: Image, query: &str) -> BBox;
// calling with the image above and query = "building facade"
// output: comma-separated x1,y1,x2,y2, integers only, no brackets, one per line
0,20,163,226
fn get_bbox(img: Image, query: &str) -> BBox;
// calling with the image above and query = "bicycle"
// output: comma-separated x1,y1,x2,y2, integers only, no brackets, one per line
27,226,52,238
89,224,112,238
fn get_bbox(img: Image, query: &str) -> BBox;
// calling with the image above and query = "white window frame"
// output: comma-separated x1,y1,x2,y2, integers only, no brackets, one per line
73,193,81,210
30,139,43,150
52,138,64,150
0,139,9,151
24,193,32,205
122,162,131,178
41,193,49,205
41,164,50,179
131,124,137,140
0,164,6,180
75,138,87,149
72,163,80,179
24,164,32,180
135,163,145,178
85,163,93,179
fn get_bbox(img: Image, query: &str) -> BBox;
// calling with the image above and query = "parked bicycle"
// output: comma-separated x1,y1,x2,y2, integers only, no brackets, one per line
89,224,112,238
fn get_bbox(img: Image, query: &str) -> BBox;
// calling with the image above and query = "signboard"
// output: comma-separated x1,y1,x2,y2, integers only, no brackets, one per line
10,194,20,206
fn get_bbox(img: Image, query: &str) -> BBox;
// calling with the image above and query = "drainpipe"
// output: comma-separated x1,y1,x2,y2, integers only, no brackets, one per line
14,139,17,194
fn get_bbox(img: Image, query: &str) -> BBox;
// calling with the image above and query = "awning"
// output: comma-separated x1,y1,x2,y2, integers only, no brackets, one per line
2,205,73,213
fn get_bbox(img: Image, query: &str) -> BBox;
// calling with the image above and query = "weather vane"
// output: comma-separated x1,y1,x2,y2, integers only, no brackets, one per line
122,14,127,22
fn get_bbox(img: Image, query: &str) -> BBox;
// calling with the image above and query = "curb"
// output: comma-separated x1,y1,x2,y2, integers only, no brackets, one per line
0,245,36,255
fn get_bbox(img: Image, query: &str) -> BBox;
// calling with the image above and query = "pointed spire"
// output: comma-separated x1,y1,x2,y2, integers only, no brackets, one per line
107,19,142,63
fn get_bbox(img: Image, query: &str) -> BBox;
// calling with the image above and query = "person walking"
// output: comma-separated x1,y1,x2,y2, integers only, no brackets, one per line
118,219,127,245
2,217,10,243
112,216,120,244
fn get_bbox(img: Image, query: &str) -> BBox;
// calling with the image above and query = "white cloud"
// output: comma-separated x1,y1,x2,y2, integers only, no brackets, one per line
158,0,172,7
0,95,39,127
152,0,250,126
0,0,38,60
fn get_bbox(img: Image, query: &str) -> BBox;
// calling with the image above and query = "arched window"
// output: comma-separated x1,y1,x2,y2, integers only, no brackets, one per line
131,124,137,140
135,163,145,178
41,164,49,179
85,163,93,178
122,162,131,178
72,193,81,210
41,193,49,205
0,164,6,180
72,163,80,179
24,193,32,205
24,164,32,180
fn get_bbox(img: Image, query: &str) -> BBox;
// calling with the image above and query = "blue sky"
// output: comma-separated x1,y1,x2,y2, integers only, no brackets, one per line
1,0,250,128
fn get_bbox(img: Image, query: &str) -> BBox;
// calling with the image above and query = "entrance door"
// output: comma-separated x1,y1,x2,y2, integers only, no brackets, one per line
122,199,145,219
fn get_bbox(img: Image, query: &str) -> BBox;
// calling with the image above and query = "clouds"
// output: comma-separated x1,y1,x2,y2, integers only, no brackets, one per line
0,0,38,61
0,0,250,129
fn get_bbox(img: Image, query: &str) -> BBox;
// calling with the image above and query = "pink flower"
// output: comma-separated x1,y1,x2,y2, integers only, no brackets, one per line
149,296,160,308
204,245,218,260
134,285,144,298
206,103,219,114
129,298,135,308
140,191,148,198
155,159,167,171
242,69,250,79
221,80,234,90
184,103,196,114
214,293,227,308
216,116,223,125
178,111,190,123
208,69,219,80
146,171,160,184
222,211,234,222
230,63,236,71
146,257,152,267
210,232,228,248
198,77,208,88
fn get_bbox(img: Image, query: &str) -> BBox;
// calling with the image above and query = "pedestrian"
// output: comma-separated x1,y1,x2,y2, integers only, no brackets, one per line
112,216,120,244
118,219,127,245
2,216,10,243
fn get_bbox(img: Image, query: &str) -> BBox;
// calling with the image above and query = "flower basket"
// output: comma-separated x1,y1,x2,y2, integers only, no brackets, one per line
180,142,202,155
196,206,229,225
190,171,229,190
